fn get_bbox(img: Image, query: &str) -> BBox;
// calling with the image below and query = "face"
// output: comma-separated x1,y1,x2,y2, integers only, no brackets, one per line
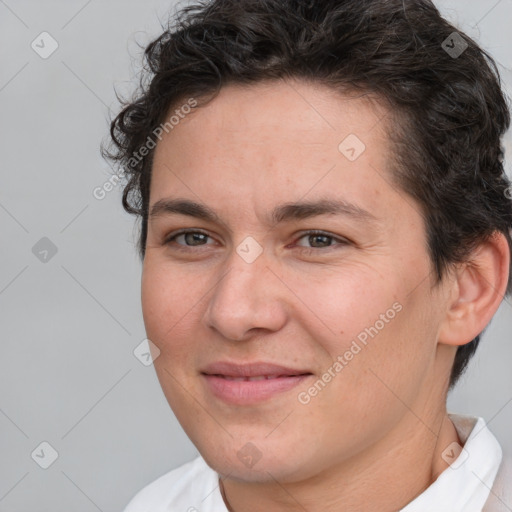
142,79,452,483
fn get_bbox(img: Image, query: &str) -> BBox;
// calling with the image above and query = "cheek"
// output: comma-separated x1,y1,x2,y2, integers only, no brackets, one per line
289,263,433,407
320,294,436,430
141,262,203,414
141,262,198,354
287,263,403,352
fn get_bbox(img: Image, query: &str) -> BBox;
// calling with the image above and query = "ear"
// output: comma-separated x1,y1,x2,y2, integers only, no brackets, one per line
438,231,510,347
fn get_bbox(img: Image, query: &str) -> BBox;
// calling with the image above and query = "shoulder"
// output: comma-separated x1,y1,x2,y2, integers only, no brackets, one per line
484,454,512,512
122,455,222,512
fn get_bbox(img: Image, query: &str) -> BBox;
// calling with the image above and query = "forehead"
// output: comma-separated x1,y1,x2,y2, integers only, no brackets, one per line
156,80,390,152
149,79,400,224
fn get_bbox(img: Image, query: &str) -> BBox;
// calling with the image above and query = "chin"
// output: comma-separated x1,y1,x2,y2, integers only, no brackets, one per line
198,441,318,484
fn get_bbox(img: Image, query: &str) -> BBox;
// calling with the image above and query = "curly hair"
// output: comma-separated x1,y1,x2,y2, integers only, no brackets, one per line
102,0,512,388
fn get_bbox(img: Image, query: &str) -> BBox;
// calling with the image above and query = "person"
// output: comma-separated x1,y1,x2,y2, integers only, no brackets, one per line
103,0,512,510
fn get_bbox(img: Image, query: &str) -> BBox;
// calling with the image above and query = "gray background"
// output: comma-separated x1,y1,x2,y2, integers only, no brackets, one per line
0,1,511,510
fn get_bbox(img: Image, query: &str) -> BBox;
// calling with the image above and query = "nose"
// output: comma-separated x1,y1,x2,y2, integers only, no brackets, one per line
203,248,288,342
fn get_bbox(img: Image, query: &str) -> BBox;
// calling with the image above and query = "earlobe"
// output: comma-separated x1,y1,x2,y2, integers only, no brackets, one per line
438,231,510,347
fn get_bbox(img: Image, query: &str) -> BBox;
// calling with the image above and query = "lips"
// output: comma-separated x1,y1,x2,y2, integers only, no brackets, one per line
200,361,311,379
200,361,313,405
221,375,285,381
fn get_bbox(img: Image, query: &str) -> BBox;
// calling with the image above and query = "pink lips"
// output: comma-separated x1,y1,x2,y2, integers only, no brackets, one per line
201,361,313,405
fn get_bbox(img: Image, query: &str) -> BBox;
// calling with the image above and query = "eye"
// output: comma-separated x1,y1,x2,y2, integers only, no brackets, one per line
294,230,349,250
164,229,215,248
163,229,349,253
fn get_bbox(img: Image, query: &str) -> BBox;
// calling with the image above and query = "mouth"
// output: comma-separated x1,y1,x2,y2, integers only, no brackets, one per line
213,374,309,381
200,361,313,404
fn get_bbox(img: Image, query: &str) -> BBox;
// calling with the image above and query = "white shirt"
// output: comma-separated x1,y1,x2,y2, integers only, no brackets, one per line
123,414,510,512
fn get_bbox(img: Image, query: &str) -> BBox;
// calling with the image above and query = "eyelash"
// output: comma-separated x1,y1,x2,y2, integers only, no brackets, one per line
163,229,349,253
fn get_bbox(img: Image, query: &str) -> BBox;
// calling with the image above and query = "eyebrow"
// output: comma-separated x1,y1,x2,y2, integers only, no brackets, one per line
149,197,379,227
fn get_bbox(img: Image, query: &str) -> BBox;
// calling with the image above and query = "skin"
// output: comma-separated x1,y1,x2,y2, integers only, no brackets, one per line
141,79,510,511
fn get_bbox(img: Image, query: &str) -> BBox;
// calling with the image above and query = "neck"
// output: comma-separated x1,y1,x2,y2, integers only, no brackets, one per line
220,409,461,512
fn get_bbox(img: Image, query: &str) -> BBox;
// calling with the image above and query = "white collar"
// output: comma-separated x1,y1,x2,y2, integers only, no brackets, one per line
400,414,502,512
